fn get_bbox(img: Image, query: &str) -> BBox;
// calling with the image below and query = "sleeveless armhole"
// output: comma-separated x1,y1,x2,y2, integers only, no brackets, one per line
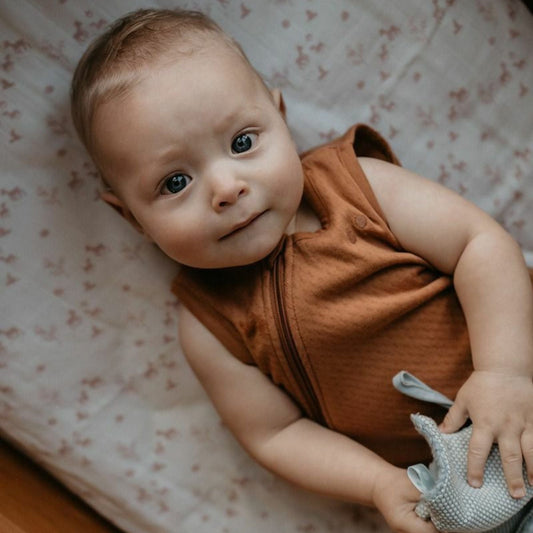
352,124,400,166
336,124,401,229
172,272,255,365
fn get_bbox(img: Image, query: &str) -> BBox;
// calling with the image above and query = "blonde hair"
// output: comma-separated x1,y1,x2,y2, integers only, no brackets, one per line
70,8,246,153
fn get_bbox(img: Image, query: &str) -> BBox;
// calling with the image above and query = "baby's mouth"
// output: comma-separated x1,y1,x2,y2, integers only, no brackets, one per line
219,211,266,240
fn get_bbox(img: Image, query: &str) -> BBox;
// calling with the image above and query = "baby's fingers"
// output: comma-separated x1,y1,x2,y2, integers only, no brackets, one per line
404,516,439,533
467,426,493,489
499,435,526,498
389,512,439,533
439,402,468,434
522,426,533,486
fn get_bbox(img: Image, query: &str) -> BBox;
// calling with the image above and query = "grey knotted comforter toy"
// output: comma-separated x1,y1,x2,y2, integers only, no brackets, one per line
393,371,533,533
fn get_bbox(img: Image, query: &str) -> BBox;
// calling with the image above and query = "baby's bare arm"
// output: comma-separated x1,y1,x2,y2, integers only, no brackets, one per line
178,306,437,532
361,157,533,497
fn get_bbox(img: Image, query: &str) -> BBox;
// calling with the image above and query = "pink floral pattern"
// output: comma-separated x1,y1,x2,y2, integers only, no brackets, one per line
0,1,531,532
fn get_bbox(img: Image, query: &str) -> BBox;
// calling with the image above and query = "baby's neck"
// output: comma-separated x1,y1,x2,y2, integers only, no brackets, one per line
291,197,322,234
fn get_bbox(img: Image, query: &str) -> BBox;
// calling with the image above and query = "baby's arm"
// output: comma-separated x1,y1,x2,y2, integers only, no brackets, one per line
360,157,533,498
178,305,437,533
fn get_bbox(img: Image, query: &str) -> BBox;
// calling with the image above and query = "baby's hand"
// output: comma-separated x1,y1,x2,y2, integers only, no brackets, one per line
372,466,439,533
440,370,533,498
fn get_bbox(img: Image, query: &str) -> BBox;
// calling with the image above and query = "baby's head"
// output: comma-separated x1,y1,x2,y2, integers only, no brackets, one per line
71,8,304,269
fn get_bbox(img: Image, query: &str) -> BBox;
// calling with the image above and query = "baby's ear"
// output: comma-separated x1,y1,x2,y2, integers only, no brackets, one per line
271,88,286,118
100,190,145,235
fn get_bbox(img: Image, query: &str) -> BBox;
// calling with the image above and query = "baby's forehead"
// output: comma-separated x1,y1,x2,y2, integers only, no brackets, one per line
170,37,250,74
93,35,243,114
150,29,245,65
136,39,259,98
88,35,264,161
91,41,266,155
121,38,251,98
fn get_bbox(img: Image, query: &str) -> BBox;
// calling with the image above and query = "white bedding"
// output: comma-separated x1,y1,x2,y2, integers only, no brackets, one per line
1,1,532,532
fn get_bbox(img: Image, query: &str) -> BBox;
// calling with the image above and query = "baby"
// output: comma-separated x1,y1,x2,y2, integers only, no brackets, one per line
70,8,533,533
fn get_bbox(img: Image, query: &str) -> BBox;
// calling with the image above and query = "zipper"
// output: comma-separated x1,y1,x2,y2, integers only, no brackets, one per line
271,257,325,424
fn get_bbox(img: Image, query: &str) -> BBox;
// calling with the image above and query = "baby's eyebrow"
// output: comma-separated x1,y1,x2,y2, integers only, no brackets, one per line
212,104,263,136
153,144,187,168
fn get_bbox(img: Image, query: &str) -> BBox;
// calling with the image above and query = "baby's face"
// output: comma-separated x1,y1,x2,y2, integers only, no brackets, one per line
92,43,304,268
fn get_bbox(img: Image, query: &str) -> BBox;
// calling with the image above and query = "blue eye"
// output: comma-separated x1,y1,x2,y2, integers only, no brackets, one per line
231,133,256,154
162,173,192,195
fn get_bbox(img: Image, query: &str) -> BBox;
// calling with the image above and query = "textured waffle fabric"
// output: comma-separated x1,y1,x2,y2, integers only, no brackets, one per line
408,414,533,532
173,125,473,466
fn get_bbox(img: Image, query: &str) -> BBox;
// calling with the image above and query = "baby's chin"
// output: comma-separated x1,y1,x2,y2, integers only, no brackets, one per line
225,236,288,268
179,240,284,269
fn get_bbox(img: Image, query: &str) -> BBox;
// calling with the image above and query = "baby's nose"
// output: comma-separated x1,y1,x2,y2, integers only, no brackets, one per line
211,177,249,211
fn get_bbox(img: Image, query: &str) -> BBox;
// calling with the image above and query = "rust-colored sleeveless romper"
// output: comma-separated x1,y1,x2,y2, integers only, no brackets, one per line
173,125,474,466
